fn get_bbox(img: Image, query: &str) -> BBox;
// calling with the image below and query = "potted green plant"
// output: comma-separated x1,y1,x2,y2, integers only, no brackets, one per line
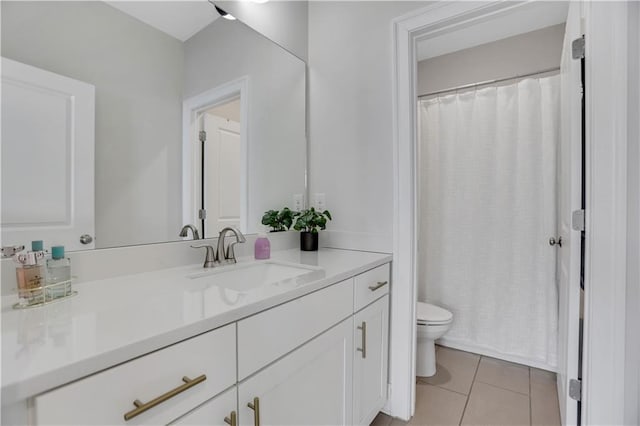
261,207,295,232
292,207,332,251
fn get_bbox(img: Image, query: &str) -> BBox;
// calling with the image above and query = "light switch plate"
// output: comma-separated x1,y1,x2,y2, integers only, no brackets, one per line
293,194,304,211
313,193,326,211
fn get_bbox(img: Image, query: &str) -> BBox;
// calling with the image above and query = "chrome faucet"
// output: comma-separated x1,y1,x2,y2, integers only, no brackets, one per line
216,226,246,264
179,224,200,240
190,244,216,268
191,226,246,268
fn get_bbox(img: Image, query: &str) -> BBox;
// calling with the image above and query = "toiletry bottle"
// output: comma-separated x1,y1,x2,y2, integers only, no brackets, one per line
46,246,71,299
254,234,271,259
15,251,45,305
31,240,44,253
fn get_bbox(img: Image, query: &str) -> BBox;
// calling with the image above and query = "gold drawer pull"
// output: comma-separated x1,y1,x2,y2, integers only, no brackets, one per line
357,321,367,359
224,411,237,426
247,397,260,426
368,281,388,292
123,374,207,421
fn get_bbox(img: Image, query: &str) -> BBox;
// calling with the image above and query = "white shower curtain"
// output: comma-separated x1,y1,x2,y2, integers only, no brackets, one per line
418,76,559,368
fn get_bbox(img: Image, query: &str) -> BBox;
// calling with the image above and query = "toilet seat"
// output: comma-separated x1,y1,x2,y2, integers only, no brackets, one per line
417,302,453,325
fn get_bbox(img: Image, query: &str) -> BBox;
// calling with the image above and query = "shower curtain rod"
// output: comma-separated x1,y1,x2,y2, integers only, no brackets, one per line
417,66,561,99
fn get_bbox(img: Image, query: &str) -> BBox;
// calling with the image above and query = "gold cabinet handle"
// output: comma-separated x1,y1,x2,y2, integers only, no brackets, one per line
224,411,237,426
357,321,367,359
123,374,206,421
368,281,388,291
247,397,260,426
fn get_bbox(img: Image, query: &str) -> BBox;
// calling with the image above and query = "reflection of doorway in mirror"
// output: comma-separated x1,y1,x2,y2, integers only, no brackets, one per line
201,99,241,238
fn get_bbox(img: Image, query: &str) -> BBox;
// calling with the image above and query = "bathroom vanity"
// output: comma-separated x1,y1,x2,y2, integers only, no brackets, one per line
1,248,391,425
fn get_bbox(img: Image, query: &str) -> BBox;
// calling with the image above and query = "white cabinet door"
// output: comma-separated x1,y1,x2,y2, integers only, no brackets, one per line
171,387,237,426
238,319,353,426
353,295,389,426
1,57,95,250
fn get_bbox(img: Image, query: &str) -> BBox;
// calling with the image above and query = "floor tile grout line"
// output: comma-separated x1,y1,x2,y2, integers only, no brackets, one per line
473,378,531,396
418,381,470,398
458,354,482,426
473,379,533,398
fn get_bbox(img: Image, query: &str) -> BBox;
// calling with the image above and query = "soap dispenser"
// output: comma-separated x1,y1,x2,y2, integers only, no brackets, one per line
254,234,271,259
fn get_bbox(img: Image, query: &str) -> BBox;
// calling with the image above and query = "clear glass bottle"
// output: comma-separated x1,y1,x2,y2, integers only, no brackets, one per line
46,246,71,299
15,252,45,306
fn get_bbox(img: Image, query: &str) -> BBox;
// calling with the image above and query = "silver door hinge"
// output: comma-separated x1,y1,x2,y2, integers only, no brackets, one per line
199,130,207,143
198,209,207,220
572,36,585,60
569,378,582,401
572,209,585,231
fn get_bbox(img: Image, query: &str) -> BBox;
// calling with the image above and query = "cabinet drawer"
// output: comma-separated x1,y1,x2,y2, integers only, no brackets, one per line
34,324,236,425
354,263,390,312
237,279,353,380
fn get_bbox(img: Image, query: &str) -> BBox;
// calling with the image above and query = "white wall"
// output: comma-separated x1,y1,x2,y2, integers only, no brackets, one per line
1,1,184,249
184,18,306,233
308,1,430,252
216,0,308,61
625,3,640,424
417,24,565,96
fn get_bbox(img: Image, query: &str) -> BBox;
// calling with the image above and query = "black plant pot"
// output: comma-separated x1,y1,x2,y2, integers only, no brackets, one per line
300,232,318,251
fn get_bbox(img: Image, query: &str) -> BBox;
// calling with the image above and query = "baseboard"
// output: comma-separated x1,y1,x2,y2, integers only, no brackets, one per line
438,337,558,372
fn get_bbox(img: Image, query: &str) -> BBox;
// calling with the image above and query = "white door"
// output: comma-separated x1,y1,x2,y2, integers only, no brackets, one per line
203,113,241,237
1,58,95,251
353,295,389,426
557,3,584,425
238,318,353,426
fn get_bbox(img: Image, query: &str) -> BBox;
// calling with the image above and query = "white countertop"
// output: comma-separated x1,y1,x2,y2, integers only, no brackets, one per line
1,248,391,404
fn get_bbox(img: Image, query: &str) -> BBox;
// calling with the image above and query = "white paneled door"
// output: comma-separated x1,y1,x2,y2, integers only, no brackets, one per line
1,58,95,251
557,3,584,425
203,113,241,237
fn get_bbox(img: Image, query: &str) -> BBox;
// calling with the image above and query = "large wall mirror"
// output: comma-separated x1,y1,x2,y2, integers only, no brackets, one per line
1,1,306,251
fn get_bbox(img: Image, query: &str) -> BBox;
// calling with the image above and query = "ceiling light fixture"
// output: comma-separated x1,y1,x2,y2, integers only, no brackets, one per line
208,2,236,20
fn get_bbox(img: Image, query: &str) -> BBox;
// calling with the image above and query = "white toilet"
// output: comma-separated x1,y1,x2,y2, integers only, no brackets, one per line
416,302,453,377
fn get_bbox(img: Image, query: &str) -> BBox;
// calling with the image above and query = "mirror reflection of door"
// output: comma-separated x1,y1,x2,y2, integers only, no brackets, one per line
1,58,95,251
199,98,241,238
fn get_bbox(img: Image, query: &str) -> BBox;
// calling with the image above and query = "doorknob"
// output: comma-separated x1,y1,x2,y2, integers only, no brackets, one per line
80,234,93,245
549,237,562,247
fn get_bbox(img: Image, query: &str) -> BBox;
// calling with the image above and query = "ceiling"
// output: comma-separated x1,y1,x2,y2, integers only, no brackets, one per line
416,2,569,62
105,1,219,42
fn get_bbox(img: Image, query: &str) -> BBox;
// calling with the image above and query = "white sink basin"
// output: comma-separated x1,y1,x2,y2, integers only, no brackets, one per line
187,261,324,292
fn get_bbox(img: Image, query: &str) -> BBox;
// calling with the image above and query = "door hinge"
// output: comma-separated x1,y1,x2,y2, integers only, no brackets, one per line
199,130,207,143
569,378,582,401
572,209,585,231
198,209,207,220
572,36,585,60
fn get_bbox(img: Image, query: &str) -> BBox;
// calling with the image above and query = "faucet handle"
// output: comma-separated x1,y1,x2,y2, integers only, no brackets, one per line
225,241,241,264
190,245,217,268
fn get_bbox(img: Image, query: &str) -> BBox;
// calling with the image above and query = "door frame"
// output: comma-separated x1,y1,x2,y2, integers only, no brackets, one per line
391,1,630,423
182,77,249,234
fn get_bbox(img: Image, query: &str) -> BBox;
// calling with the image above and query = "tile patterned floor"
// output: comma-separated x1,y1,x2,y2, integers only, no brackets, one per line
371,346,561,426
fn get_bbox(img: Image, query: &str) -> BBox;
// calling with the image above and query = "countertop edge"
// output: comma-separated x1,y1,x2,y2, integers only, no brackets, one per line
1,251,392,405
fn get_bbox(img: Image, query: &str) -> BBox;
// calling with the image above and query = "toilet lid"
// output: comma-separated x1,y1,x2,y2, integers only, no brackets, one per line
417,302,453,324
